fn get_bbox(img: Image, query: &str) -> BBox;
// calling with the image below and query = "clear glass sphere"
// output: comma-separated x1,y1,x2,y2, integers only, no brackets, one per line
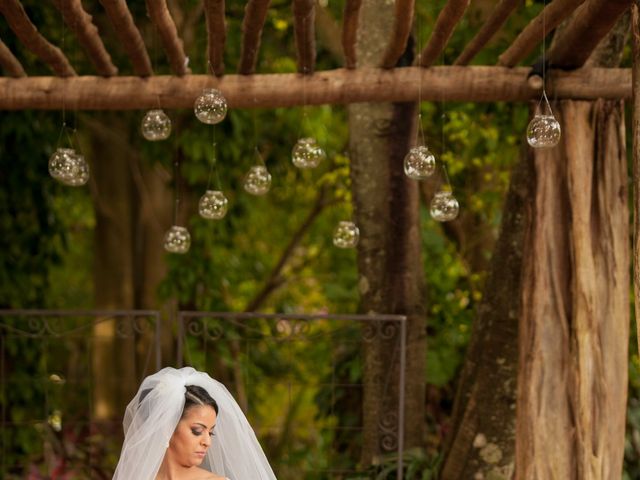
49,148,77,182
243,165,272,196
198,190,228,219
404,146,436,180
163,225,190,254
194,88,227,124
333,221,360,248
430,191,459,222
292,138,326,169
61,153,90,186
141,109,171,141
526,114,561,148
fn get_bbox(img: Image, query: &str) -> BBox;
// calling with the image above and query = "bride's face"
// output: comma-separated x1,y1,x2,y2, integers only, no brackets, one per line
167,405,218,467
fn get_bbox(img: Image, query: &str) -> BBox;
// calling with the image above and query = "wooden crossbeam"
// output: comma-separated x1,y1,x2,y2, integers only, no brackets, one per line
548,0,633,69
0,0,75,76
381,0,415,68
418,0,470,67
0,67,629,110
145,0,190,76
204,0,226,76
238,0,271,75
454,0,518,65
0,37,26,77
52,0,117,77
497,0,585,67
293,0,316,74
342,0,362,69
98,0,153,76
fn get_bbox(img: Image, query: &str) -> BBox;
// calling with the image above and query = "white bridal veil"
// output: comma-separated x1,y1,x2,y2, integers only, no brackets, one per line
112,366,277,480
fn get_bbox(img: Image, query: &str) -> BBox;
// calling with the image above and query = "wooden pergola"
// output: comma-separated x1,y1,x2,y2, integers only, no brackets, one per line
0,0,632,110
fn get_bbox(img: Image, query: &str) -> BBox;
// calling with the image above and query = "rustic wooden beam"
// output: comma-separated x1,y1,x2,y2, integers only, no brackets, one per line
548,0,632,69
204,0,226,76
342,0,362,69
497,0,585,67
0,0,75,76
0,37,26,77
293,0,316,74
238,0,271,75
454,0,519,65
98,0,153,76
419,0,470,67
52,0,118,77
381,0,415,68
632,1,640,357
0,67,629,110
145,0,189,76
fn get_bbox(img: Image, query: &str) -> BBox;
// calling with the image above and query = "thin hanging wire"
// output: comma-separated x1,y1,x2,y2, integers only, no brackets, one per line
416,5,426,148
173,155,181,225
206,128,221,191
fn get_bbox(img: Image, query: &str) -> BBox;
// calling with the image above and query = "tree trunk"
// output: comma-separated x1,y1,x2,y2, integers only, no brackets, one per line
348,0,425,464
516,99,628,480
441,17,630,480
440,143,532,480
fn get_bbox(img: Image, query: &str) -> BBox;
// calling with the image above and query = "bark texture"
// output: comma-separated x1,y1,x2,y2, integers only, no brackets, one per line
348,0,425,465
516,99,629,480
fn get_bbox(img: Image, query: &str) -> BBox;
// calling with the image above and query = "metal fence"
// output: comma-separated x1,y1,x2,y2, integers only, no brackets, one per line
0,310,406,479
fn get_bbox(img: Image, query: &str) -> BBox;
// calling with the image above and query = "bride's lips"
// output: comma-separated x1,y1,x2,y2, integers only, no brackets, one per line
195,452,206,457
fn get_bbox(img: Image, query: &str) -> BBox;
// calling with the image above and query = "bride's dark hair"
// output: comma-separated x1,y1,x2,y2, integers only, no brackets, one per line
183,384,218,417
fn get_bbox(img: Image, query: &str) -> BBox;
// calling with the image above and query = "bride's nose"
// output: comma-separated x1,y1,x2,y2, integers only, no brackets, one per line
202,435,211,447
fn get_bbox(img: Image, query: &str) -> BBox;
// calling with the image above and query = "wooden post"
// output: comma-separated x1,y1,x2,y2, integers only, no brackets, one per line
632,0,640,358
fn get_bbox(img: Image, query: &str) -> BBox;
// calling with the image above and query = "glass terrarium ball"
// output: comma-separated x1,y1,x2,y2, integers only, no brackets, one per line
141,109,171,141
333,221,360,249
404,146,436,180
243,165,272,196
194,88,227,124
292,137,326,169
526,114,561,148
61,153,90,187
430,191,459,222
49,148,77,182
198,190,228,220
163,225,191,254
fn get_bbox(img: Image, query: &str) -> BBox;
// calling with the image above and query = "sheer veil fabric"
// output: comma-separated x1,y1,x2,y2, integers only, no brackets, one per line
112,367,277,480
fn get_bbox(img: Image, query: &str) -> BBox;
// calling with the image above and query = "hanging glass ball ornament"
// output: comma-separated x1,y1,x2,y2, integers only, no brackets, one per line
61,153,90,186
163,225,191,254
194,88,227,124
141,109,171,141
526,114,561,148
430,191,459,222
243,165,272,196
333,221,360,249
49,148,77,182
198,190,228,219
404,146,436,180
292,137,326,169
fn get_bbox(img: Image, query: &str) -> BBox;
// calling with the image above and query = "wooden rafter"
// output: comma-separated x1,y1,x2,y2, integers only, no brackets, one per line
454,0,518,66
0,0,75,76
342,0,362,69
145,0,190,76
548,0,633,69
51,0,117,77
381,0,415,68
238,0,271,75
0,37,26,77
204,0,226,76
0,67,629,110
497,0,585,67
292,0,316,74
98,0,153,76
419,0,471,67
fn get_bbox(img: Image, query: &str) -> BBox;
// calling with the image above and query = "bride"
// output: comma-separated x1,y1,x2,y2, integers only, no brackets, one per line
112,367,277,480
